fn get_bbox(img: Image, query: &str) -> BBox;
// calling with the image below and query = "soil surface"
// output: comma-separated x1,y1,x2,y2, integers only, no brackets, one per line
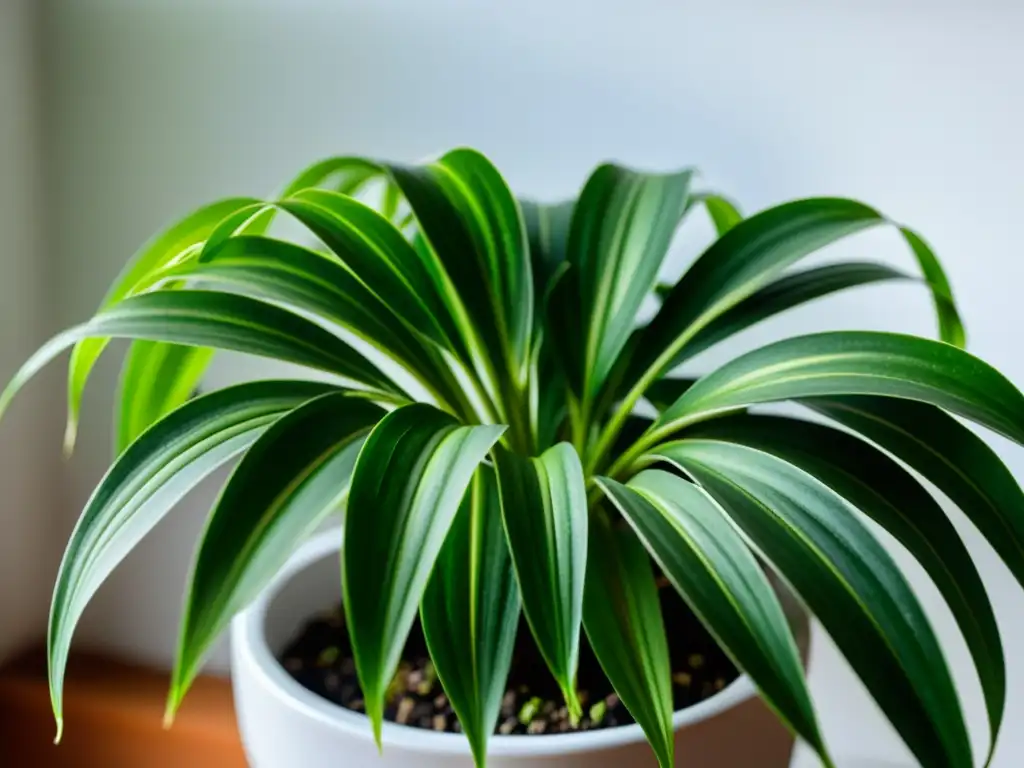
280,579,738,736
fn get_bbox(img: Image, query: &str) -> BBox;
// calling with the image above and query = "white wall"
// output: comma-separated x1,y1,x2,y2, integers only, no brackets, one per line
0,0,61,664
44,0,1024,764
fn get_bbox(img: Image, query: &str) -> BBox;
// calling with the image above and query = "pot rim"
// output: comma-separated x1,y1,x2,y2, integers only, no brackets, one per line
233,528,758,758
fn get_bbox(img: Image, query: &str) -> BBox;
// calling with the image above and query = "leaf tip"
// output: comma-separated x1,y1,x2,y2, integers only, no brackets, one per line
53,717,64,745
164,682,185,729
371,715,384,754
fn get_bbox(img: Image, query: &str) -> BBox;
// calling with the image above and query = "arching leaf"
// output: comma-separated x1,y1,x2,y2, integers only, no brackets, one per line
493,443,588,715
48,380,337,737
342,404,505,744
598,472,830,767
651,413,1005,750
169,392,385,712
420,467,520,767
669,440,972,768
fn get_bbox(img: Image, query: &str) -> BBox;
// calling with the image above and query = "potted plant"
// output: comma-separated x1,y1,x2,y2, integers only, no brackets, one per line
3,148,1022,768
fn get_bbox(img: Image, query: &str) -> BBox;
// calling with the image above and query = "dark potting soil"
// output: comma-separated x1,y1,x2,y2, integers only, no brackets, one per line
280,579,738,736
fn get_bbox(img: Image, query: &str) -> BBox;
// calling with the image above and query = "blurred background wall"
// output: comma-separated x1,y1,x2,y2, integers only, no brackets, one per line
5,0,1023,764
0,0,61,664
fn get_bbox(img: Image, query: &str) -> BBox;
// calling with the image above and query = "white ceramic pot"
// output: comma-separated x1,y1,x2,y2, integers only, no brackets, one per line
232,529,807,767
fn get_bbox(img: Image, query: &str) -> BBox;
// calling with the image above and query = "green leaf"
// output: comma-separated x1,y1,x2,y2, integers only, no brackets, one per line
162,235,470,415
668,440,972,768
582,510,674,768
492,443,588,715
900,226,964,348
112,200,279,456
280,155,384,198
244,155,385,233
555,165,694,402
521,199,575,451
0,290,405,424
648,331,1024,449
652,413,1005,750
420,467,520,767
597,472,829,766
65,197,263,451
804,396,1024,592
521,198,574,305
47,379,336,736
687,192,743,236
342,404,505,744
278,189,459,358
115,342,213,455
169,392,385,713
666,262,912,369
387,149,534,387
632,198,963,387
112,156,392,446
644,377,698,412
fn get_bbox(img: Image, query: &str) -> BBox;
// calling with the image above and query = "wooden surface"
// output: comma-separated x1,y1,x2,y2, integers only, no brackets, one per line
0,647,247,767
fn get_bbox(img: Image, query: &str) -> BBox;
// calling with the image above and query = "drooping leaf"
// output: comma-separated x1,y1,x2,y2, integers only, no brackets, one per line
64,199,264,444
115,342,213,455
0,290,405,423
161,236,470,415
111,157,393,450
279,155,384,198
805,394,1024,600
687,191,743,236
666,261,912,369
597,472,830,767
582,509,674,768
493,443,588,714
651,413,1004,749
48,380,337,736
900,226,964,347
420,467,520,767
278,189,459,357
169,392,384,712
553,165,693,402
630,198,963,388
244,155,385,233
648,331,1024,449
111,199,279,455
669,440,972,768
342,404,505,744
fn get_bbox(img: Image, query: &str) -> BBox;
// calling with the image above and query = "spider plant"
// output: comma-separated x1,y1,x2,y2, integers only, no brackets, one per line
3,148,1023,768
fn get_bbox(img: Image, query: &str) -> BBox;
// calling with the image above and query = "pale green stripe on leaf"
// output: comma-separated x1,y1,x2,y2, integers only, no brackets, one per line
583,511,674,768
493,443,587,715
48,380,336,737
421,467,520,767
671,441,972,768
598,472,830,766
343,404,505,745
169,392,384,714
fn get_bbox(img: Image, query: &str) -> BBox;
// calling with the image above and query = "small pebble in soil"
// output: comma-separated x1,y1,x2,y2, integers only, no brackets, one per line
279,582,739,737
672,671,692,687
396,697,415,725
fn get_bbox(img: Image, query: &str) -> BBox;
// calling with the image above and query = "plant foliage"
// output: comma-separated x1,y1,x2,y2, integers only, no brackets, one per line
4,148,1023,768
